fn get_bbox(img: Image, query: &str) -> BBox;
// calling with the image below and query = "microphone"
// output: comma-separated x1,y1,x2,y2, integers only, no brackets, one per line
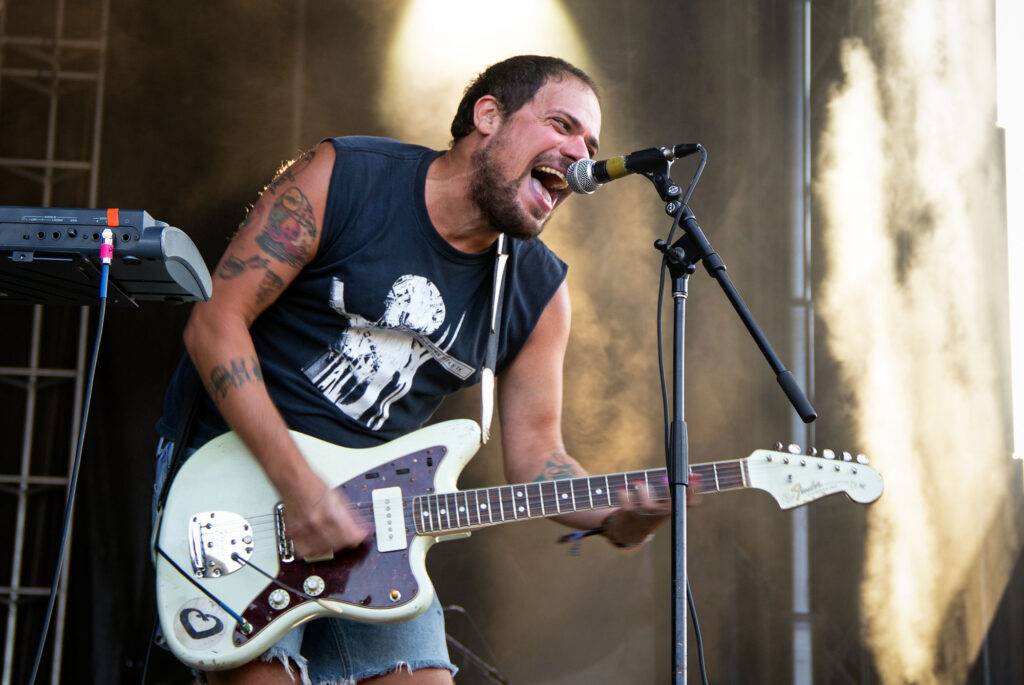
566,144,701,194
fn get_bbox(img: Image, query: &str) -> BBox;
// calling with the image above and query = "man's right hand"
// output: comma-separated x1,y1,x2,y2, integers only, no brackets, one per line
282,477,370,560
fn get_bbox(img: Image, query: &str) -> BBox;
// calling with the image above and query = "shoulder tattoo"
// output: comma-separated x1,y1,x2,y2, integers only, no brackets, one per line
255,186,317,267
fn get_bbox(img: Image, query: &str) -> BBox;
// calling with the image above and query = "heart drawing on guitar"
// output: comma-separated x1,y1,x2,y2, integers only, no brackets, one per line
179,607,224,640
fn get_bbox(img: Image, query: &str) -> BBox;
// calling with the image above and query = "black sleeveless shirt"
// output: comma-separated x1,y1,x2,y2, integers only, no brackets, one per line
158,136,568,449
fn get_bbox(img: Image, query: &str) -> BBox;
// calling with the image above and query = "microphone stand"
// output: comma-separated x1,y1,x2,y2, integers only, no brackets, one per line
639,148,815,685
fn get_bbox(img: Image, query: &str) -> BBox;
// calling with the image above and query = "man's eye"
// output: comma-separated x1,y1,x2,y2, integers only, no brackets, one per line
553,119,569,131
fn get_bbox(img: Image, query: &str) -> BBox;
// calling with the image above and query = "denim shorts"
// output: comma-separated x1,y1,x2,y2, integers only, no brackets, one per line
154,438,456,684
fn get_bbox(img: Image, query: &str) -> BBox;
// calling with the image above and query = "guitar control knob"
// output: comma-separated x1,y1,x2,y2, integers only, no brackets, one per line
304,575,326,597
269,589,290,610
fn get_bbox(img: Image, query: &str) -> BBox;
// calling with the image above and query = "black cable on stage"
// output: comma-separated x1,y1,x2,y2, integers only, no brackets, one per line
444,632,508,685
443,604,508,684
27,231,114,685
688,579,710,685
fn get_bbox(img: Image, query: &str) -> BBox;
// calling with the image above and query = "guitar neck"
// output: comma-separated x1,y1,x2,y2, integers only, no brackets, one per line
412,459,749,535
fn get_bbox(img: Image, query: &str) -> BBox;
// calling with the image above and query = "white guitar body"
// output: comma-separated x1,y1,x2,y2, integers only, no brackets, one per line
155,419,482,672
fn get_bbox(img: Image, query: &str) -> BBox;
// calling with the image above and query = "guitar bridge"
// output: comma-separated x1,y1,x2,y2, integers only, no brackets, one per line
274,503,295,563
188,511,254,578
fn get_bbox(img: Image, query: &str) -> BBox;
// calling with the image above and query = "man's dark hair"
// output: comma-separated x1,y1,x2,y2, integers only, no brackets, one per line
450,55,598,142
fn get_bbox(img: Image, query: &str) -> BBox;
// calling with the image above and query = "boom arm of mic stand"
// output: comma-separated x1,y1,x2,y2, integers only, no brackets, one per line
669,205,817,423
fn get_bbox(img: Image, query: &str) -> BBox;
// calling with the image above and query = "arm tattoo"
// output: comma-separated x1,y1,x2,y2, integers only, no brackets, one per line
533,456,586,482
218,254,270,279
255,186,317,267
255,270,285,306
208,356,264,400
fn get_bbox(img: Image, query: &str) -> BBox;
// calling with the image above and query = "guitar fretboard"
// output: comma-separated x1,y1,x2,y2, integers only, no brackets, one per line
412,459,749,535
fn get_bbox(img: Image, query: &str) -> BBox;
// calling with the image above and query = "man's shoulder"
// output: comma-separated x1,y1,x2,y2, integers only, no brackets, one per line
509,237,567,274
325,136,437,161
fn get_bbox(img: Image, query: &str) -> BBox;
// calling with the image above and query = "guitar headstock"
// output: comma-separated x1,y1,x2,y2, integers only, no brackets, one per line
743,443,884,509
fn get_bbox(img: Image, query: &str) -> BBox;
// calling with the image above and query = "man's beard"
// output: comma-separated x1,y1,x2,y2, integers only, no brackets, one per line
469,141,548,241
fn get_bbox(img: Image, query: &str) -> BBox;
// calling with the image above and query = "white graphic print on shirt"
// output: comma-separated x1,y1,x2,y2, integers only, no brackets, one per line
303,276,474,430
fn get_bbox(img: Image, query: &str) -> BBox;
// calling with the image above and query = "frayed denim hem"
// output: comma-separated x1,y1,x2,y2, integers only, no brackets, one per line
314,659,457,685
262,645,313,685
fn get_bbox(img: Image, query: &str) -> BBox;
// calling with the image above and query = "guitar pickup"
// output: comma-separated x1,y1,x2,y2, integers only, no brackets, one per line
371,487,407,553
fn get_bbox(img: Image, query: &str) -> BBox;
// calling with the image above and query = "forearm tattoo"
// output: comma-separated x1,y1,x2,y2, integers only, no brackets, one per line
208,356,264,399
533,455,586,481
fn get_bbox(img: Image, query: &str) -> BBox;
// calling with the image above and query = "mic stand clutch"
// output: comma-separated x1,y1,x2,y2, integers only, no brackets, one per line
635,150,815,685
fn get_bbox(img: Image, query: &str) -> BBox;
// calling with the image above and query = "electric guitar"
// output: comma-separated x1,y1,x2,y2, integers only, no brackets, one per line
155,419,882,671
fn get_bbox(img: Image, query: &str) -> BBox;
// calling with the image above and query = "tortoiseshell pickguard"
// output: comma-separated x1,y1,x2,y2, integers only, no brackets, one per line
232,444,446,645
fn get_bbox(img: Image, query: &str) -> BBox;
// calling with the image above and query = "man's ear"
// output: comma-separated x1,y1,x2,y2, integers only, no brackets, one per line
473,95,502,135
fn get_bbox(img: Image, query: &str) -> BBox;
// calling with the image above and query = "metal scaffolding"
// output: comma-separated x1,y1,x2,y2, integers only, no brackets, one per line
0,0,110,682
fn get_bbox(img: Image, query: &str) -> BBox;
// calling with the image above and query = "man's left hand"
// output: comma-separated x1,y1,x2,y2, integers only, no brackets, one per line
603,473,702,548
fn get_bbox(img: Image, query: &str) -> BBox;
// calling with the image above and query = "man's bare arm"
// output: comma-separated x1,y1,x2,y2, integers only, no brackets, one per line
183,142,367,559
498,283,669,545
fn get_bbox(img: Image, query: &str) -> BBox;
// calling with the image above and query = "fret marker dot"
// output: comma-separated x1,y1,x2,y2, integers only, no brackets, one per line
561,494,568,499
518,506,525,513
421,512,428,517
480,504,487,510
440,510,447,515
516,491,523,498
596,488,603,495
459,506,465,512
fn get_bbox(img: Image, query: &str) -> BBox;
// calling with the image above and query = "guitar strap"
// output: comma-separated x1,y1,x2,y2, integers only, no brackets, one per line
479,233,508,444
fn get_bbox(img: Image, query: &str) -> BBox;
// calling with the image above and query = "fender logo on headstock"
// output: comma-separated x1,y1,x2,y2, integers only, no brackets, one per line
791,480,826,498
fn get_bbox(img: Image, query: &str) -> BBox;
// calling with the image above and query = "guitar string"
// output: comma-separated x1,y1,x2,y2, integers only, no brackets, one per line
192,459,865,536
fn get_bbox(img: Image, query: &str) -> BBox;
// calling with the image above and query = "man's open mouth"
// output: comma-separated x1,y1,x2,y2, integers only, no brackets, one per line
531,165,569,192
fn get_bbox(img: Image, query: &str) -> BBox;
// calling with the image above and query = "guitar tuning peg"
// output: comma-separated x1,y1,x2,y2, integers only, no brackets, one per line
774,441,784,450
822,449,836,460
787,443,802,454
806,446,818,456
856,453,869,465
842,451,853,462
